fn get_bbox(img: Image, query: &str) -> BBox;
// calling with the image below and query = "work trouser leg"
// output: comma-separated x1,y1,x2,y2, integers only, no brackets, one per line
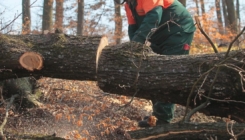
150,31,194,123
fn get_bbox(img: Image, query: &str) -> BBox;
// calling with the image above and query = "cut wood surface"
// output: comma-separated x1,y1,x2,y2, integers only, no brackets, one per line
0,34,245,123
19,52,43,71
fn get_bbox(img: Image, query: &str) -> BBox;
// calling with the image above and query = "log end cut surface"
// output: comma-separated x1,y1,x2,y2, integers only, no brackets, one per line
96,35,108,73
19,52,43,71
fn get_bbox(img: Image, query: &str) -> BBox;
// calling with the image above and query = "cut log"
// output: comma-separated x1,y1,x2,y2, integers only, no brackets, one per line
0,34,245,122
128,122,245,140
97,42,245,123
0,34,103,80
19,52,43,71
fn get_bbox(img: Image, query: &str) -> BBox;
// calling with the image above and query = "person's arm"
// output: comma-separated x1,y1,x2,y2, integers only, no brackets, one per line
128,24,138,41
132,6,163,43
125,3,137,41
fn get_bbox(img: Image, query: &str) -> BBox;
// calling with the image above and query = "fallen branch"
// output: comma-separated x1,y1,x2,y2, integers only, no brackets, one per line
0,94,19,139
128,123,245,140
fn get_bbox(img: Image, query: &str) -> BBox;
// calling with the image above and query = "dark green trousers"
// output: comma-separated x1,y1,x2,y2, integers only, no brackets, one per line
150,31,194,123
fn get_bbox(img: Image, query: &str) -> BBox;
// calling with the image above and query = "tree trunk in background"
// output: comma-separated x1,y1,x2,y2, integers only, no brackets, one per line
22,0,31,34
55,0,64,30
195,0,200,16
215,0,223,35
178,0,186,7
200,0,206,22
113,0,122,44
77,0,84,35
221,0,229,29
42,0,54,33
236,0,240,32
225,0,237,34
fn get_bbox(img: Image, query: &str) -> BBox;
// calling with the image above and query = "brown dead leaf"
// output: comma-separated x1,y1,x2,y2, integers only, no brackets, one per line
147,116,157,127
77,120,83,126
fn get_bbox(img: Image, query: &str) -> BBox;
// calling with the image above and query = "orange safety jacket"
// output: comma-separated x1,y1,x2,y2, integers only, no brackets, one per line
125,0,174,25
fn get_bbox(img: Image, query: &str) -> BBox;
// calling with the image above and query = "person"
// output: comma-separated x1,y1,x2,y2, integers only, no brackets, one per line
122,0,196,127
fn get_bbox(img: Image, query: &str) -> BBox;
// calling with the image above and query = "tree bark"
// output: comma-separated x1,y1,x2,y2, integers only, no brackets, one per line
1,34,245,122
55,0,64,30
215,0,223,35
200,0,206,23
225,0,237,34
42,0,54,33
77,0,84,35
96,42,245,123
222,0,229,31
113,0,122,44
22,0,31,34
236,0,241,32
195,0,200,16
0,34,101,81
128,123,245,140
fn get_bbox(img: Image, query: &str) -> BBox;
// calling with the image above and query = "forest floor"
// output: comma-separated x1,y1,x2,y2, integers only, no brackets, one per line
1,78,227,140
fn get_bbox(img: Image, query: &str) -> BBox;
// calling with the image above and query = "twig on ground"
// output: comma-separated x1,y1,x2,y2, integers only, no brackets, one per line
118,89,139,109
0,94,19,139
226,120,245,140
184,101,210,122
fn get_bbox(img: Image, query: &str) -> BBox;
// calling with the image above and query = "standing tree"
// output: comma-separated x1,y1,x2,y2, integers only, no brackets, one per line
200,0,206,22
236,0,240,32
22,0,31,34
225,0,237,34
42,0,54,33
178,0,186,7
55,0,64,31
77,0,84,35
221,0,229,30
195,0,200,16
113,0,122,44
215,0,223,35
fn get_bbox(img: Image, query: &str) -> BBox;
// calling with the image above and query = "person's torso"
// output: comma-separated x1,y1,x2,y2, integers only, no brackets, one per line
128,0,196,33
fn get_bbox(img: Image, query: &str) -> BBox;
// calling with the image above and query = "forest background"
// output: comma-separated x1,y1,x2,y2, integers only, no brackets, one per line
1,0,245,139
1,0,245,54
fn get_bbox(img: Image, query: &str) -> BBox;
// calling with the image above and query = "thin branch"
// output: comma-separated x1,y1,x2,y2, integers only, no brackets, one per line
200,94,245,104
0,0,37,31
184,101,209,122
0,94,19,138
194,16,218,53
119,89,139,109
225,26,245,58
0,13,21,31
183,51,240,122
89,4,106,36
183,67,214,122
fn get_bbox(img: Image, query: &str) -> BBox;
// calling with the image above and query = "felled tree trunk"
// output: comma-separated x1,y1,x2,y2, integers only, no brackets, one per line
97,42,245,123
0,34,103,107
0,34,245,123
0,34,101,80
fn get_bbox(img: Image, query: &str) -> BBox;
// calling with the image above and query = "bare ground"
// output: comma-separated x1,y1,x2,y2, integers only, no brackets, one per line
1,78,226,140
